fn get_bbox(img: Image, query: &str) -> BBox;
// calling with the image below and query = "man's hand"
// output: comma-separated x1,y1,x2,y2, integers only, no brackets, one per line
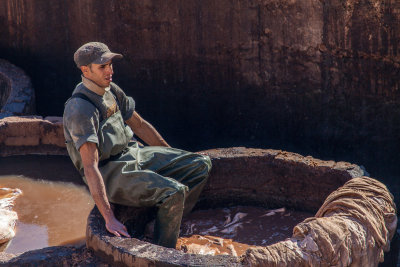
105,216,131,238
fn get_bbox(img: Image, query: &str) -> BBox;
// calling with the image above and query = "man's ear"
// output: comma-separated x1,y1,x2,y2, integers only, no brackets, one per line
80,65,89,74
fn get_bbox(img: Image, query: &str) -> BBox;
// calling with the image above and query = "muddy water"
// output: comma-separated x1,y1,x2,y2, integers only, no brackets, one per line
0,176,94,254
177,206,313,256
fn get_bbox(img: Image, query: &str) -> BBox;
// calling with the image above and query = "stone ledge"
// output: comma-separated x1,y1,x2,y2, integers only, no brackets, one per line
87,207,241,267
0,116,66,156
0,246,110,266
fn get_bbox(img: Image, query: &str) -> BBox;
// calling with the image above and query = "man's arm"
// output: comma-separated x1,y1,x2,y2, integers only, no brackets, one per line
79,142,130,237
125,111,170,147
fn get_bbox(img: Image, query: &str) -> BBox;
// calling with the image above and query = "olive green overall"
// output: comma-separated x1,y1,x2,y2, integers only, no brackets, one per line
66,107,211,248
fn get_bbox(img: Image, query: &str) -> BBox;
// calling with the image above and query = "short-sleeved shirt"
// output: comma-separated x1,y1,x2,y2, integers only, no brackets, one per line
63,76,135,151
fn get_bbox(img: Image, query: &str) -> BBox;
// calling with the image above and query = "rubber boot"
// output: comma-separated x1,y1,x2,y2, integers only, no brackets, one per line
153,186,186,248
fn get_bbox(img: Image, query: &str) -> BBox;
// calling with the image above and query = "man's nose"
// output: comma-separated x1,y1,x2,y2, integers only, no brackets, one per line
106,65,113,74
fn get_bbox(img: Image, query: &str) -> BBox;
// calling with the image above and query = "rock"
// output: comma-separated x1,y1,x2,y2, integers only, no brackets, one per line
0,188,21,247
0,59,35,117
40,117,65,147
0,116,42,139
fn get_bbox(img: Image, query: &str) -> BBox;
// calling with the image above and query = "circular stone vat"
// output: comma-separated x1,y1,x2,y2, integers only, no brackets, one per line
86,147,382,266
0,59,35,119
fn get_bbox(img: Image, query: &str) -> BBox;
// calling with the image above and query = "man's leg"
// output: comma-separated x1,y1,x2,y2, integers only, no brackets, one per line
137,146,212,216
98,145,211,248
154,184,186,248
100,158,188,248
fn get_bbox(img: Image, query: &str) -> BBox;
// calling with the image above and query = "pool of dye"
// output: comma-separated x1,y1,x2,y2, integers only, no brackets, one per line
0,171,312,257
177,206,313,256
0,176,94,254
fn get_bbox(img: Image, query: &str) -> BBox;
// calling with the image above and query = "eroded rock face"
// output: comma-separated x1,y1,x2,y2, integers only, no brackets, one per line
0,1,399,177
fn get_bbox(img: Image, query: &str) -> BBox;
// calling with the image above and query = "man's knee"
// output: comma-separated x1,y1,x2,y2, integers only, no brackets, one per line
168,181,188,199
176,183,188,196
160,184,187,208
195,154,212,174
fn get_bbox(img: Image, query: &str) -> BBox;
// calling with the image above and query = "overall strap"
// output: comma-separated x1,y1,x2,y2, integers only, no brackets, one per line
109,84,121,110
67,93,104,120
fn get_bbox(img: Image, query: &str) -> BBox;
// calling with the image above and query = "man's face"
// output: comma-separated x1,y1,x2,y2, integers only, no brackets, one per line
81,61,113,88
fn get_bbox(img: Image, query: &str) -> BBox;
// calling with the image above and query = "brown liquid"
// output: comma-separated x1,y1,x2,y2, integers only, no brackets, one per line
177,206,312,256
0,176,94,254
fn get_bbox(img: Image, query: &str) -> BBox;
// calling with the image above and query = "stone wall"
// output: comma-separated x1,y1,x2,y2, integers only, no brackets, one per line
0,0,399,193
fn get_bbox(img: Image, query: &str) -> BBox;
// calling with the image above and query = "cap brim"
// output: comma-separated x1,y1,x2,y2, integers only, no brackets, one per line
92,52,123,64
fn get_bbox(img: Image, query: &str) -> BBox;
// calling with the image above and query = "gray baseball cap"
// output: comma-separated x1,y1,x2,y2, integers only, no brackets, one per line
73,42,123,68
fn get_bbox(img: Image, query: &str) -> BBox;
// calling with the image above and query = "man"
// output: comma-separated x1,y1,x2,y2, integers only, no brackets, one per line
63,42,211,248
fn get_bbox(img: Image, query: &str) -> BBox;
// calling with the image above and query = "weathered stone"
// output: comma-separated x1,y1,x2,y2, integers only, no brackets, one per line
0,59,35,117
87,207,241,267
0,246,110,267
4,136,39,147
0,116,66,155
40,117,65,147
199,147,363,212
0,116,42,138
